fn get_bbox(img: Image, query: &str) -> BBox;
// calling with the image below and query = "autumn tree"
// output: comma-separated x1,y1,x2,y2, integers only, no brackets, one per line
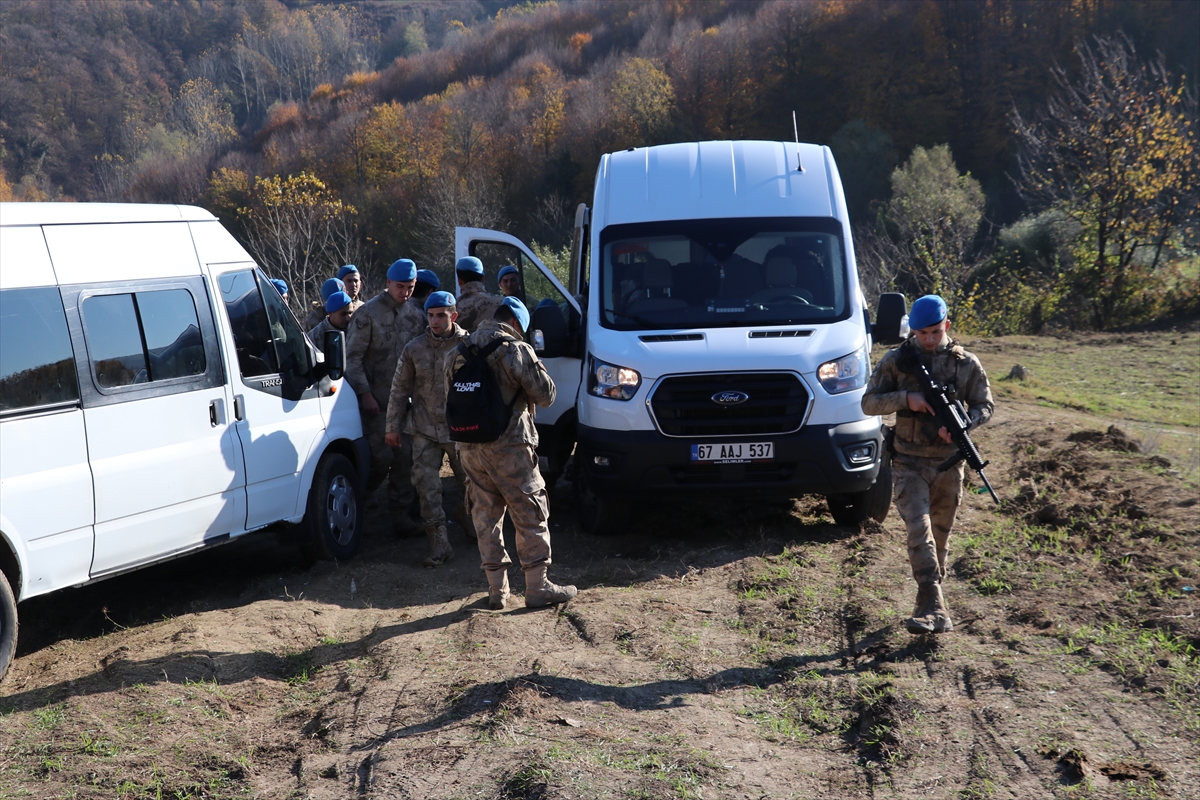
238,172,365,311
1013,33,1199,329
857,144,984,315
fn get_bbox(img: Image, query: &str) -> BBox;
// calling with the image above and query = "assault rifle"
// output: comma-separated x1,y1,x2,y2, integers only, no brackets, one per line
908,357,1000,505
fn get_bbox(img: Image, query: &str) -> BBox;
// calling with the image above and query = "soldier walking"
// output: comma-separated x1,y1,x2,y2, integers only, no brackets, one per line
861,295,994,634
453,256,502,333
445,297,577,609
345,258,426,536
384,290,471,567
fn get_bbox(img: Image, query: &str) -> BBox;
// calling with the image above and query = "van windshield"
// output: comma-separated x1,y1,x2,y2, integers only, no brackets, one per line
598,217,849,330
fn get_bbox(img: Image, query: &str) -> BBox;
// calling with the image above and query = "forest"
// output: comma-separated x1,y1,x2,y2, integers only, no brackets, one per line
1,0,1196,331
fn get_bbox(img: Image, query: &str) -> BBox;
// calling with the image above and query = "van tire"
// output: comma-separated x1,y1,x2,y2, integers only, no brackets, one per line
573,473,629,535
0,569,17,684
300,454,361,561
867,454,892,523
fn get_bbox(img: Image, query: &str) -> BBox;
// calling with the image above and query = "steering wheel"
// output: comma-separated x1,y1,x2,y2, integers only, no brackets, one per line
759,291,812,305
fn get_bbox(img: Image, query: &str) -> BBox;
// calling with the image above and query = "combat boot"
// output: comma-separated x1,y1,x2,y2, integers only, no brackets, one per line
931,582,954,633
486,568,510,610
905,582,938,634
523,564,578,608
421,525,454,567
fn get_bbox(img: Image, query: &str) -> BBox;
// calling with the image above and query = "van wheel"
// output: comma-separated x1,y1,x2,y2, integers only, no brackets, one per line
866,454,893,523
826,490,871,527
573,472,629,535
0,569,17,684
300,454,361,561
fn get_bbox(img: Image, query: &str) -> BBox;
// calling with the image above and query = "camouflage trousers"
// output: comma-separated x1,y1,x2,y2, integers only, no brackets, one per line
411,435,467,528
892,453,965,584
459,444,552,571
362,406,415,514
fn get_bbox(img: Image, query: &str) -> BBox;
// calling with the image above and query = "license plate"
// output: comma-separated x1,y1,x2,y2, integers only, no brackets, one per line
690,442,774,463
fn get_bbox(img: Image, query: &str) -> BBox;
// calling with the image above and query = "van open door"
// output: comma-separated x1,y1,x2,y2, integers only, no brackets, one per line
454,227,583,485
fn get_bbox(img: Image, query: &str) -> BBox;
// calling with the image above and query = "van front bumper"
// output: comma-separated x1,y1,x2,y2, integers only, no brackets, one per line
576,419,882,498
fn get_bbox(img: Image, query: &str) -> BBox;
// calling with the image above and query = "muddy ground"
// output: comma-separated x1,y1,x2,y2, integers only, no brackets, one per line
1,334,1198,799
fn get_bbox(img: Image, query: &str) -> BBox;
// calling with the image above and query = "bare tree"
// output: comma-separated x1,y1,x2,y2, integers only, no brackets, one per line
410,173,507,277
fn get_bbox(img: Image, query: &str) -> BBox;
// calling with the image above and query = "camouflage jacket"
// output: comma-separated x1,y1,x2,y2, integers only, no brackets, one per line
306,316,341,346
385,322,467,442
861,337,994,459
303,303,326,332
344,291,424,406
454,280,502,333
443,319,555,449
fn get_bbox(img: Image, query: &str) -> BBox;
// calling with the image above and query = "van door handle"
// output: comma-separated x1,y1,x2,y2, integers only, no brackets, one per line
209,399,225,427
233,395,245,421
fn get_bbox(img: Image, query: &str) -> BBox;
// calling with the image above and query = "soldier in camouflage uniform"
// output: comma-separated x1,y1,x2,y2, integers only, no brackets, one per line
339,264,366,313
307,290,353,345
345,258,426,536
862,295,993,635
304,276,346,331
399,268,439,337
445,297,577,610
453,256,502,333
384,290,470,567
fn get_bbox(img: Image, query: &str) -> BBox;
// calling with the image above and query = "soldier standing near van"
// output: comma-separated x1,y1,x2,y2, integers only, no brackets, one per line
497,264,525,305
339,264,365,312
346,259,424,536
861,295,994,635
384,290,470,567
308,290,354,344
401,268,440,334
454,256,503,333
304,277,346,331
445,297,577,610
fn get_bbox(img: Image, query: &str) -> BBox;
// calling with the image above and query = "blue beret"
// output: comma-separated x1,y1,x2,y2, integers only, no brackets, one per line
337,264,358,280
387,258,417,282
270,278,288,296
325,291,352,314
320,277,345,301
455,256,484,276
908,295,948,331
423,290,456,311
501,296,530,332
498,265,519,280
416,269,440,289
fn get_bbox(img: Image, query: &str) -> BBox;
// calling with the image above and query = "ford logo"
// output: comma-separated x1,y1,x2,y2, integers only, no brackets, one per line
711,390,750,406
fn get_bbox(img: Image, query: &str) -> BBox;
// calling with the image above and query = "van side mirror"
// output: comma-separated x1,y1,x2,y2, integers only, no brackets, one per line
321,330,345,381
872,293,908,345
530,302,573,358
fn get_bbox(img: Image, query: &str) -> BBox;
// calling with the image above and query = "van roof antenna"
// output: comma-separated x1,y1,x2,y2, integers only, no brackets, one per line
792,110,804,172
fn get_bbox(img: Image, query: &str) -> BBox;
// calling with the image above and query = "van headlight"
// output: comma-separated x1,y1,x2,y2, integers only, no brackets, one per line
588,355,641,400
817,345,870,394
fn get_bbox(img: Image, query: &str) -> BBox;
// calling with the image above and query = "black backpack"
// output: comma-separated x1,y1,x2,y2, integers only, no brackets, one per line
446,337,520,443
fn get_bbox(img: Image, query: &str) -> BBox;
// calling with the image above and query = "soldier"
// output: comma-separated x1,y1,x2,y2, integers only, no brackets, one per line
345,258,424,536
454,256,502,333
384,290,470,567
861,295,994,635
497,264,525,305
270,278,289,305
445,296,577,610
307,290,353,344
338,264,365,312
304,276,346,331
401,267,440,335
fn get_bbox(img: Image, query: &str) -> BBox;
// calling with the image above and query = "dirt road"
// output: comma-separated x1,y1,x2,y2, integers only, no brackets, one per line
2,334,1197,799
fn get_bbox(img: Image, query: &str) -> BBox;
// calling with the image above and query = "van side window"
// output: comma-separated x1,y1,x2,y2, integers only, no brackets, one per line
81,290,206,389
257,273,310,382
0,287,80,413
219,270,281,378
219,270,310,388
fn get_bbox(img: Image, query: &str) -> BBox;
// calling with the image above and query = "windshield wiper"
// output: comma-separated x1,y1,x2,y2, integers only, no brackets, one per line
603,308,666,330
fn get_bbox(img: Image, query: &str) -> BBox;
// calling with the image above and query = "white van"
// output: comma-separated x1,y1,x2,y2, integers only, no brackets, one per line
456,140,906,533
0,203,368,681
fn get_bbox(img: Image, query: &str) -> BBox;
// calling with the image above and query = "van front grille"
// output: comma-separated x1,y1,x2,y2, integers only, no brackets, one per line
648,372,809,437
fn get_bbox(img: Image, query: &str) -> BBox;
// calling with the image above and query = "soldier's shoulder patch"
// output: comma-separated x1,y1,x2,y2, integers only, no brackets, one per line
355,316,370,329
